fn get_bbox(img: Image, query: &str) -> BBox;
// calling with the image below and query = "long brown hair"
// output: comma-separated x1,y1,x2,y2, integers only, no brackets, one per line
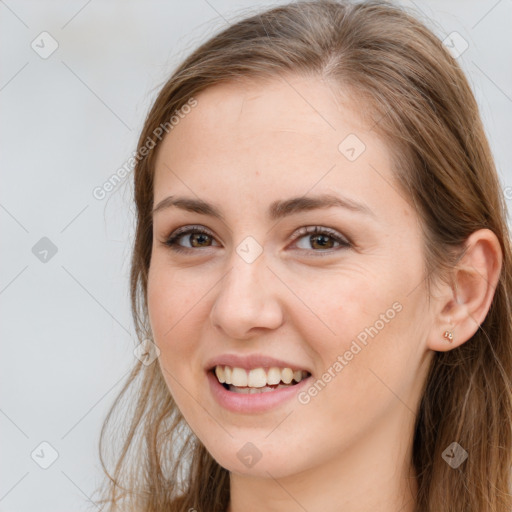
94,1,512,510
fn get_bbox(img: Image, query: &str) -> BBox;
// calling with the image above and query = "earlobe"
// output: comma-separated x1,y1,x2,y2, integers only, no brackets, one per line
427,228,503,353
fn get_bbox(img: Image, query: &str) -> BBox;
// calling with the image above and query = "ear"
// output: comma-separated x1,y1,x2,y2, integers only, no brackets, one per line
427,228,503,352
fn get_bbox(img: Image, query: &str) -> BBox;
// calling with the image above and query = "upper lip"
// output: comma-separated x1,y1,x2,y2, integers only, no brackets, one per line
205,353,312,374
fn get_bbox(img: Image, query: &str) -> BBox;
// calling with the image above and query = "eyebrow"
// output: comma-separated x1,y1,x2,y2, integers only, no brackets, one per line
152,193,376,221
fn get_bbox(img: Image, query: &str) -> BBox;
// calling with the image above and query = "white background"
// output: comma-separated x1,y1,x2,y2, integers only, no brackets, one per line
1,0,511,510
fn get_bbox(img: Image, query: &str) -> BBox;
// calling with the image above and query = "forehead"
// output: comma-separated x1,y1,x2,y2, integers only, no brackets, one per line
159,75,373,155
153,75,399,218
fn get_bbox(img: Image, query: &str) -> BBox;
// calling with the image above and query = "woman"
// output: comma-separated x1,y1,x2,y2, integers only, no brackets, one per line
95,1,512,511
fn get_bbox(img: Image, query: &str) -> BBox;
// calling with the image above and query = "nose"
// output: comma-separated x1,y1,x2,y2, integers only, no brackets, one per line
209,251,284,340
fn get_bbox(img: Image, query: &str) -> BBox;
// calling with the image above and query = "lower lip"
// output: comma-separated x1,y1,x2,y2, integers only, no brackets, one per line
207,370,312,413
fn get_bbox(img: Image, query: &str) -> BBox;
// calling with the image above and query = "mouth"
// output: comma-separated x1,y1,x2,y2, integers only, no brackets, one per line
209,365,312,394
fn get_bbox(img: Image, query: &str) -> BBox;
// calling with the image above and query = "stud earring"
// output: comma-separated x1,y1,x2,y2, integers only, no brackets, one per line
443,330,454,343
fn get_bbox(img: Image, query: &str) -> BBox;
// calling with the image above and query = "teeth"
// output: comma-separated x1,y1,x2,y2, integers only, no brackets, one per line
231,367,248,387
229,383,296,394
214,365,309,388
281,368,293,384
247,368,267,387
215,366,225,383
267,367,281,385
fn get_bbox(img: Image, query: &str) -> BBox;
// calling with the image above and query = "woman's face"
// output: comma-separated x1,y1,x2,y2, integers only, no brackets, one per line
148,75,435,479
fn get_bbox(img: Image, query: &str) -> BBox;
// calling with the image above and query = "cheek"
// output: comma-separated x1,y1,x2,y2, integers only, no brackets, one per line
147,261,204,379
147,263,209,422
286,265,393,357
148,259,196,337
288,258,421,398
290,302,417,456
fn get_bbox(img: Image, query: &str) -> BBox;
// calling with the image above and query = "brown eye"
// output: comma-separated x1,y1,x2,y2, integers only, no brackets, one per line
293,226,351,253
162,225,351,255
164,226,219,252
187,232,213,248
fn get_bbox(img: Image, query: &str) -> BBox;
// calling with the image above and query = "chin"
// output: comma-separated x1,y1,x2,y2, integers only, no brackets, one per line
204,439,304,479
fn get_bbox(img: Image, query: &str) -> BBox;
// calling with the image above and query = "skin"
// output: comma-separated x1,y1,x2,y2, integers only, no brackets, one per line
147,74,502,512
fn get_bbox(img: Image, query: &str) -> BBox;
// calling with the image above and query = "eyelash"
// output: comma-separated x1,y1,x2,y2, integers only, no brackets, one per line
162,224,352,255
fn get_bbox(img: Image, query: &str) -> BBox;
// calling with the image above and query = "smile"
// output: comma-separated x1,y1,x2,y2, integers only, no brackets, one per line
207,364,313,413
214,365,311,394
